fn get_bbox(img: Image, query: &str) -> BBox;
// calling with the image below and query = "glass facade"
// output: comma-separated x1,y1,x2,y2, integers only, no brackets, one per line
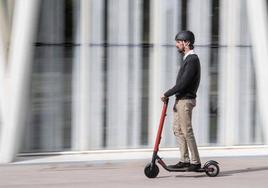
0,0,264,155
22,0,76,152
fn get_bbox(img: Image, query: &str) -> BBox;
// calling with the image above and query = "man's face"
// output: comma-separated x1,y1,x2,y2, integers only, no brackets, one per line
176,40,185,53
175,40,189,53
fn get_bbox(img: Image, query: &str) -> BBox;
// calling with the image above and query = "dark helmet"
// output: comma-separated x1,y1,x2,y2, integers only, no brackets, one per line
175,30,195,44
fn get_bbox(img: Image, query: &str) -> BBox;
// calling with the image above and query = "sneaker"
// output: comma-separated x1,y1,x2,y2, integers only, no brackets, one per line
168,162,190,169
187,163,201,171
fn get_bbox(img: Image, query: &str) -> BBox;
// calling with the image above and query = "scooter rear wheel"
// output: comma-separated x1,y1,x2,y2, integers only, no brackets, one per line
144,163,159,178
205,163,220,177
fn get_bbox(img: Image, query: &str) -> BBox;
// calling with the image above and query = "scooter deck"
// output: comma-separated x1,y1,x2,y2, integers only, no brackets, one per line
166,166,206,172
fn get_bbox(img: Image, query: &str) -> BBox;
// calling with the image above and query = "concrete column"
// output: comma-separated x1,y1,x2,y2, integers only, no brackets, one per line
0,1,8,125
218,0,242,145
161,0,181,147
218,0,256,145
0,16,6,124
238,1,253,144
106,0,129,148
187,0,211,145
0,0,11,56
0,0,40,163
246,0,268,144
149,0,162,147
88,0,104,149
72,0,92,150
149,0,181,147
127,0,142,147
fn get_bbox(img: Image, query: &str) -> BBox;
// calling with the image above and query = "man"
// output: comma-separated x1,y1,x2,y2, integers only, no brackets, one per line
161,30,201,171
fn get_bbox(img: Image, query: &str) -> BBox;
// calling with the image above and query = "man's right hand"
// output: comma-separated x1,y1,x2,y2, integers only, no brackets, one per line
161,95,168,103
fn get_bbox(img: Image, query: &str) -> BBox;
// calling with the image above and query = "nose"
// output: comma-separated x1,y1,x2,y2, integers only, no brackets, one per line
176,41,180,48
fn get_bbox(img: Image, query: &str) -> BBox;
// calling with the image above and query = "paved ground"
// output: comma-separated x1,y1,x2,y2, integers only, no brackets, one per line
0,156,268,188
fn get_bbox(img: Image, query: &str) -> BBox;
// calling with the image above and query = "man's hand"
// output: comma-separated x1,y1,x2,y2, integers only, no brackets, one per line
161,95,168,103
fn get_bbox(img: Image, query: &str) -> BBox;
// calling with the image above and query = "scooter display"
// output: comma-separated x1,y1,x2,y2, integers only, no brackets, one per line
144,99,220,178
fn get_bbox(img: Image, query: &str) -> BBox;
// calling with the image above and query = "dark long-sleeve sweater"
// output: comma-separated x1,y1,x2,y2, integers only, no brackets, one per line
164,54,201,99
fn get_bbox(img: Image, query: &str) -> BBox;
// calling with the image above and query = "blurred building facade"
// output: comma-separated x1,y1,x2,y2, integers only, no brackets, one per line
1,0,268,162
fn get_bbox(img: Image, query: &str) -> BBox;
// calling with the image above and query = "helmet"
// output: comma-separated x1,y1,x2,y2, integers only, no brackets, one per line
175,30,195,44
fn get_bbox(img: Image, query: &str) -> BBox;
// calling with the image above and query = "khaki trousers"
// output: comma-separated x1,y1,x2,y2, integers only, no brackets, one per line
173,99,200,164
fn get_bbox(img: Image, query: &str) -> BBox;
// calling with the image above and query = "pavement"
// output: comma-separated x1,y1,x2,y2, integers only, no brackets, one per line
0,154,268,187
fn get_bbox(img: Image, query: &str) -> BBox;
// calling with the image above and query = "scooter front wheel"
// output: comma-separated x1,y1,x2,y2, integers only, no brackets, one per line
144,163,159,178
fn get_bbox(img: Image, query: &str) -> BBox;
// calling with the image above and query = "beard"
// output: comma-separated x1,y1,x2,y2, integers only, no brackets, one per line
178,49,184,53
178,47,185,54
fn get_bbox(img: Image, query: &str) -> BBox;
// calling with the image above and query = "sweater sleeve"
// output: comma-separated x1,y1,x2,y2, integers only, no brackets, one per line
164,60,197,97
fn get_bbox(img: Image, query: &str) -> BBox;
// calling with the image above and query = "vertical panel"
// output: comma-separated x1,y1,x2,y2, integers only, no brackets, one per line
0,1,7,131
127,0,142,148
218,0,245,145
218,0,256,146
106,0,129,148
38,0,65,151
149,0,181,147
187,0,211,145
148,0,163,147
140,0,150,146
74,0,92,150
246,0,268,144
88,0,104,149
161,0,181,147
238,0,253,144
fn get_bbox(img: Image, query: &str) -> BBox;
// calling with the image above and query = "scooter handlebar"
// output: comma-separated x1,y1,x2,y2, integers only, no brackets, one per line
163,97,169,104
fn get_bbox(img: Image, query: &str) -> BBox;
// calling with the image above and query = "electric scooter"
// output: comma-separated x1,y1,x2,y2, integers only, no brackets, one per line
144,98,220,178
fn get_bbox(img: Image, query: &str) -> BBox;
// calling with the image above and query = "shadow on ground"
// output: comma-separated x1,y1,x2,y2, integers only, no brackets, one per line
155,166,268,179
219,166,268,177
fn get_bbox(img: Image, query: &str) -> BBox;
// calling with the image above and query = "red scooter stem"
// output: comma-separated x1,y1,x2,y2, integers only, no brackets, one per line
153,99,169,152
